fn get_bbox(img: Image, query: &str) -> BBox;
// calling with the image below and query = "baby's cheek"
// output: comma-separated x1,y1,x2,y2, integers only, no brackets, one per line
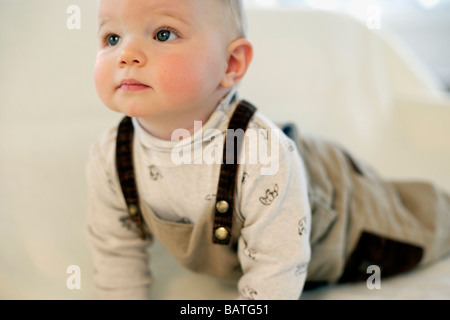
94,60,107,97
158,55,210,104
94,57,116,110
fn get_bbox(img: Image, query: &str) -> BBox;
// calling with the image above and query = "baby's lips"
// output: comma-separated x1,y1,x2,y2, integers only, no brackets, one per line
120,78,146,86
118,78,151,90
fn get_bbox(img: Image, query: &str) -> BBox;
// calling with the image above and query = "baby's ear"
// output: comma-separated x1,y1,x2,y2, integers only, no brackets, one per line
221,38,253,89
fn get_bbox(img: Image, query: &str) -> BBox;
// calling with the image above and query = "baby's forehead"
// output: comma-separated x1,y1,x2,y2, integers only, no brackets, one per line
97,0,221,24
97,0,238,41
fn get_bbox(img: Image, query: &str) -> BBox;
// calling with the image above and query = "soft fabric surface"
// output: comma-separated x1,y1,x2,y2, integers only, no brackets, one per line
0,1,449,299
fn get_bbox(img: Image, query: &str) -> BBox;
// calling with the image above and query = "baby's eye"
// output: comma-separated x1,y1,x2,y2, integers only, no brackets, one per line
155,29,179,42
106,34,120,46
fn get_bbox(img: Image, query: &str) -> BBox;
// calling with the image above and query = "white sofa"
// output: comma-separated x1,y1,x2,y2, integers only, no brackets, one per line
0,1,449,299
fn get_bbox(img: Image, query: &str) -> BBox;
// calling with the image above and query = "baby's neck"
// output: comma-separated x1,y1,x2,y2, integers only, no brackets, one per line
137,106,217,141
137,89,233,141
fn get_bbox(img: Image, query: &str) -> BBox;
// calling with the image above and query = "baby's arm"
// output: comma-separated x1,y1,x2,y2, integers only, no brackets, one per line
236,130,311,300
86,131,152,300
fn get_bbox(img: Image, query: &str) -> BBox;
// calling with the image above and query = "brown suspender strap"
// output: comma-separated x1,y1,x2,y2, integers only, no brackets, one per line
213,100,257,245
116,116,146,240
115,100,257,244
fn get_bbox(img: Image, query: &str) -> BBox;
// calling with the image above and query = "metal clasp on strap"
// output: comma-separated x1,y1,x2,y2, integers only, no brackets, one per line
116,116,147,240
213,100,257,245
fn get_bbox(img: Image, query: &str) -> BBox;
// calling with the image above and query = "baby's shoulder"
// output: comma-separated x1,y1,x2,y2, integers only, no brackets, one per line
248,110,277,131
247,111,297,151
88,121,121,168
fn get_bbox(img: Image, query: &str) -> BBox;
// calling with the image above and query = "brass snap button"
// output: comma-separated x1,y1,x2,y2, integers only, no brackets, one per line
129,204,139,217
216,200,229,214
214,227,229,241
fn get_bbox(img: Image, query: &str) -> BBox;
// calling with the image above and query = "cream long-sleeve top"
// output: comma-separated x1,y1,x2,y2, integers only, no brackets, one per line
86,90,312,300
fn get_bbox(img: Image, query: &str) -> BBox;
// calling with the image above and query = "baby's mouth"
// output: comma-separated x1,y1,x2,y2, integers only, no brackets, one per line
118,79,151,91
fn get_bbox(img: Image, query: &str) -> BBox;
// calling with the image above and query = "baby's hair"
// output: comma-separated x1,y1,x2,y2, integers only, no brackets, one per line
95,0,247,39
220,0,248,39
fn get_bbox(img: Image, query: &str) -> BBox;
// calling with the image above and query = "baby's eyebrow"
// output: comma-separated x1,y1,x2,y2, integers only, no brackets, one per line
155,9,192,27
96,9,193,34
98,17,110,31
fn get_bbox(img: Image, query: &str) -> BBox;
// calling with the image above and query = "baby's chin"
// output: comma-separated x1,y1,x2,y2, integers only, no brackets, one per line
107,104,163,120
104,101,146,118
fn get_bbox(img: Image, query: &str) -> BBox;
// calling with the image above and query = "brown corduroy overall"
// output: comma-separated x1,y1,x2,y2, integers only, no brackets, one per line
115,100,450,285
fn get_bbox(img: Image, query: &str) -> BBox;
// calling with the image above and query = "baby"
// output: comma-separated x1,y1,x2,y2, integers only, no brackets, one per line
87,0,450,300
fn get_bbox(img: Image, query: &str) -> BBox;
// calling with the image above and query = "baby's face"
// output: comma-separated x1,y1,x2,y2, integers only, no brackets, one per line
94,0,231,124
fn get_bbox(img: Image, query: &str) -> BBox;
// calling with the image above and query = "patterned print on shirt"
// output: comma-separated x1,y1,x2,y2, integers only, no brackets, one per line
241,172,249,185
204,194,216,201
241,286,258,300
119,216,133,231
177,217,192,224
149,165,162,181
252,122,268,141
259,128,268,141
244,246,258,260
286,141,294,152
298,217,307,236
259,184,279,206
295,264,308,276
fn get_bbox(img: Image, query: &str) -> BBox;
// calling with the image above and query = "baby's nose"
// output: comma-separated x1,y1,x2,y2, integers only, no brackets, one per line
118,46,146,67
